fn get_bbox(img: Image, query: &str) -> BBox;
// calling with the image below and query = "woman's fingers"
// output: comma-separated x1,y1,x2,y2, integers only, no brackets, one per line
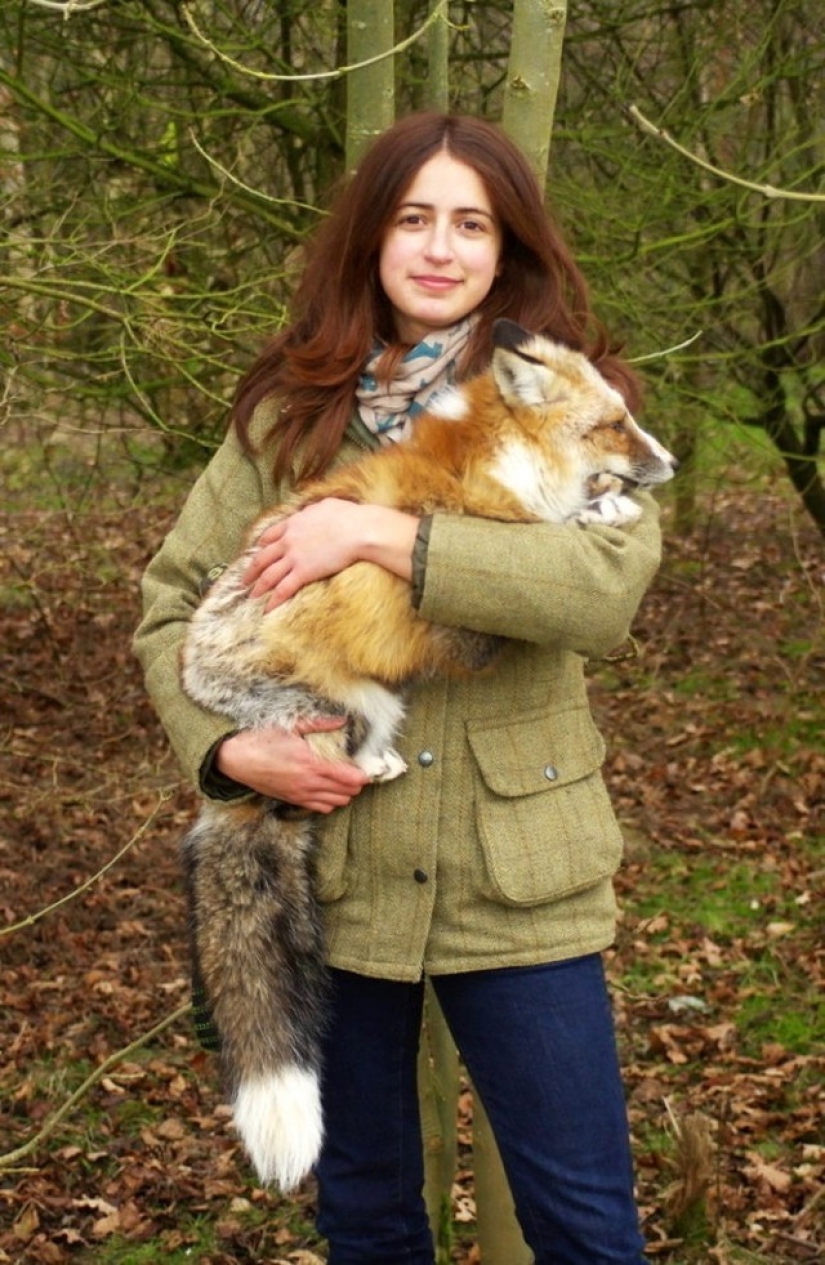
243,536,289,590
215,724,370,809
243,501,364,601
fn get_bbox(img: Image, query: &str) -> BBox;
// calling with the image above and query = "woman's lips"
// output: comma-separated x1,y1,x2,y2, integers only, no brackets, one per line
411,275,460,290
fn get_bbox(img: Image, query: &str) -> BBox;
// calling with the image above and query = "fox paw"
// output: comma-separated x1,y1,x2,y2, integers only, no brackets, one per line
358,749,408,783
578,493,641,526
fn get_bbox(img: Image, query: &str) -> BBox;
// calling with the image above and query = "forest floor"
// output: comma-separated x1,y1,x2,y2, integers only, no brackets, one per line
0,439,823,1264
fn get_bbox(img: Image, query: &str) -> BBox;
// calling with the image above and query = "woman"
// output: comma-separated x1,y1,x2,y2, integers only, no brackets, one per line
135,112,661,1264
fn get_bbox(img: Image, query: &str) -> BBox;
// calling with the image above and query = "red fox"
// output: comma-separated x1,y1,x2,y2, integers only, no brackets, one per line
180,319,677,1191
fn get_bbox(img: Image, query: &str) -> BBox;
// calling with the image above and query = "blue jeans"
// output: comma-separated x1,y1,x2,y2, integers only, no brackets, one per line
315,955,645,1264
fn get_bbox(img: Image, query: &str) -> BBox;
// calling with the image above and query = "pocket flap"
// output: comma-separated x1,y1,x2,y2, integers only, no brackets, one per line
466,706,606,798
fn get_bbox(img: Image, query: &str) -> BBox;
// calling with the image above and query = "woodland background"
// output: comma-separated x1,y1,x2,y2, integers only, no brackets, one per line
1,2,823,1263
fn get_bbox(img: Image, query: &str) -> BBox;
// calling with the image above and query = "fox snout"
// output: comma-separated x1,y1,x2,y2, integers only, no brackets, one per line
628,422,679,486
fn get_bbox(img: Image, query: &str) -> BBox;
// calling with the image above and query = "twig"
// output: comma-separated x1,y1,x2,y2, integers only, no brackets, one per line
188,132,322,215
2,552,62,669
182,0,449,84
629,330,705,365
0,789,172,936
771,1232,822,1259
792,1180,825,1228
626,104,825,203
0,1002,191,1170
23,0,109,12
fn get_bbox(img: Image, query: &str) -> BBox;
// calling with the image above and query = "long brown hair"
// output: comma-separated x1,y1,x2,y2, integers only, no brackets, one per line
232,112,641,484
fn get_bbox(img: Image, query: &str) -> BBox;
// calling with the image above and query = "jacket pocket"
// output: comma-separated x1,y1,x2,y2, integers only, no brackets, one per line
315,804,352,902
466,706,624,907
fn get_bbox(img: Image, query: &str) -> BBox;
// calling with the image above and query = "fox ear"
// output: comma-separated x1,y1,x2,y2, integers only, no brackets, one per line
493,344,561,408
491,319,533,352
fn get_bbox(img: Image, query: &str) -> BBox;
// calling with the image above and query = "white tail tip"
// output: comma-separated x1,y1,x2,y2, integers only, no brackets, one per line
233,1066,323,1191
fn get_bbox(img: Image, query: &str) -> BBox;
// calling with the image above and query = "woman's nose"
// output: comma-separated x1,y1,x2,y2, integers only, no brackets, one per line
423,222,453,261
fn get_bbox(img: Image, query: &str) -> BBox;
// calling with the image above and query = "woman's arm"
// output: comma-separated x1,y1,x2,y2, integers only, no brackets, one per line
244,499,421,608
238,490,662,657
134,423,267,793
415,493,663,659
133,411,371,806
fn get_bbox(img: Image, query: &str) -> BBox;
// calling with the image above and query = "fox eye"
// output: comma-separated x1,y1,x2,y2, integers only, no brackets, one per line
609,418,626,433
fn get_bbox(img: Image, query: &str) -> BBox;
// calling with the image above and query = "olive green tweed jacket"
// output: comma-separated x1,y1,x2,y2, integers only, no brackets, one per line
134,399,663,981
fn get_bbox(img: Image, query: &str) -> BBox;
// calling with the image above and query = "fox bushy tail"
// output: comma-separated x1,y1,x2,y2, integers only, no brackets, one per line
181,800,328,1190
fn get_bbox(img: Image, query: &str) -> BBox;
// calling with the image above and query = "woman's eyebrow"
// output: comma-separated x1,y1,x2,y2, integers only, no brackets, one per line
397,200,494,218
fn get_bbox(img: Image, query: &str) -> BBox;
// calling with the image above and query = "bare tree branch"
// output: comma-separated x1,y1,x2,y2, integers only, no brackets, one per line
181,0,447,85
626,103,825,203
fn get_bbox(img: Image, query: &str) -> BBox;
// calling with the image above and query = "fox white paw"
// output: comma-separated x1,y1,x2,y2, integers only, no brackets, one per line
358,749,408,783
577,493,641,526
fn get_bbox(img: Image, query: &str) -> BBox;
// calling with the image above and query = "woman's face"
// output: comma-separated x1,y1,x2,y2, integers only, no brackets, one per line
379,151,502,344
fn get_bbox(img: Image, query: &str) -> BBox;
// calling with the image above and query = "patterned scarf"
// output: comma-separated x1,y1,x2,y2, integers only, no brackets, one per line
356,316,477,444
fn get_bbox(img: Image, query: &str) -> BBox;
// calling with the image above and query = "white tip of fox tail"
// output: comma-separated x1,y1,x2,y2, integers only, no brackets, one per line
233,1066,323,1192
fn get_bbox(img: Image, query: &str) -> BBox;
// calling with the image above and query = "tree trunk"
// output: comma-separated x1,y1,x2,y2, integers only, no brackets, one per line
419,986,460,1264
346,0,395,171
420,11,573,1257
473,1090,533,1264
425,0,449,111
502,0,568,188
761,370,825,537
419,988,534,1265
0,84,36,336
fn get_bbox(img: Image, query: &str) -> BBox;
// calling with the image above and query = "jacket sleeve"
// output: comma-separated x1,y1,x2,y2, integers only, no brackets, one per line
415,492,663,659
132,409,278,794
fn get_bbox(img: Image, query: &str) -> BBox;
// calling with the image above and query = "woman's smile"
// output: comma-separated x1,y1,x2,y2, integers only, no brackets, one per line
410,274,461,290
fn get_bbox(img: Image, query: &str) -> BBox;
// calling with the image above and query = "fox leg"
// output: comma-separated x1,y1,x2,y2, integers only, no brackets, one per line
298,702,405,782
576,492,641,526
334,680,408,782
300,723,352,764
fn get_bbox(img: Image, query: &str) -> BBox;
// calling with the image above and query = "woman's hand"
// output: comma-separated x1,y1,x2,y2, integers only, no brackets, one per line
215,719,370,813
243,498,420,609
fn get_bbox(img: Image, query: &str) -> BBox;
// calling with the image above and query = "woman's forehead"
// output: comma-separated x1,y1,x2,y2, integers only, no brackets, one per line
397,152,495,214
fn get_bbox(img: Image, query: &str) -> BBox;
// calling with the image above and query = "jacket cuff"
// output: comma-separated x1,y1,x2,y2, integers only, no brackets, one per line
411,515,432,610
199,735,256,802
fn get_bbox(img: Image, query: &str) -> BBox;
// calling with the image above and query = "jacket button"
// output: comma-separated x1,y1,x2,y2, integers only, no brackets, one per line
413,868,429,884
418,750,435,768
543,764,559,781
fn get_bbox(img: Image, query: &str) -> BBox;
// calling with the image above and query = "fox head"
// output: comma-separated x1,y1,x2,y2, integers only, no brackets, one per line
489,319,678,501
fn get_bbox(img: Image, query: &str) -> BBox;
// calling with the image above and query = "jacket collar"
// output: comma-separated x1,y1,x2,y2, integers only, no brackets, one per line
345,411,381,453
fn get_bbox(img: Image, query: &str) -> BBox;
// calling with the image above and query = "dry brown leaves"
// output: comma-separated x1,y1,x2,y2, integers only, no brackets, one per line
1,484,822,1263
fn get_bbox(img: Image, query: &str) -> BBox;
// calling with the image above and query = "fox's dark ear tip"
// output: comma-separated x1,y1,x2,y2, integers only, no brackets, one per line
492,319,532,351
